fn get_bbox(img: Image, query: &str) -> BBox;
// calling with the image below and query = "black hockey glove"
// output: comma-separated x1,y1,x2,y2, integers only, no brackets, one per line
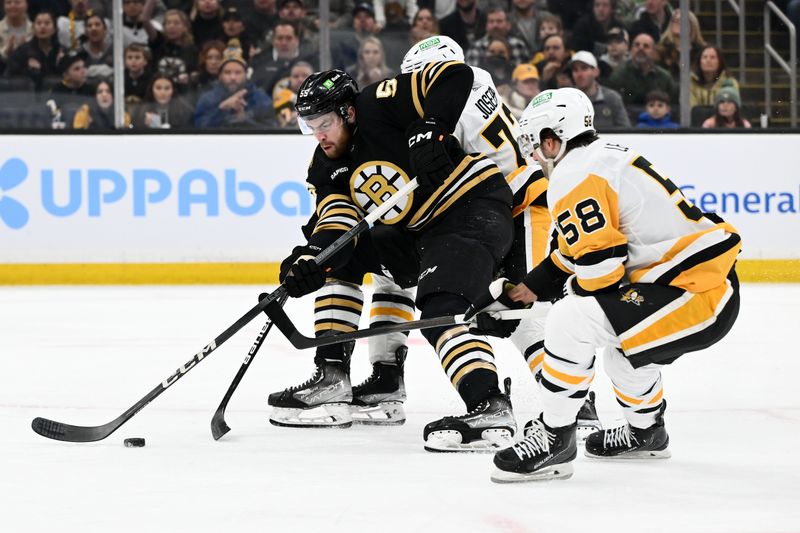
283,257,326,298
279,244,322,283
406,117,455,190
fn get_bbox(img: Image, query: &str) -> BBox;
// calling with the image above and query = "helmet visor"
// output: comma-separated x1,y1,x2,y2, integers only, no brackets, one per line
297,111,342,135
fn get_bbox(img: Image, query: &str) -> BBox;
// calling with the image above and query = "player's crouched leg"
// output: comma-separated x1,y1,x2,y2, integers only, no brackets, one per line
419,293,516,453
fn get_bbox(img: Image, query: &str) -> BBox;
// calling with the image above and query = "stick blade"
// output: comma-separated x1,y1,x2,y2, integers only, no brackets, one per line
31,417,113,443
210,410,230,441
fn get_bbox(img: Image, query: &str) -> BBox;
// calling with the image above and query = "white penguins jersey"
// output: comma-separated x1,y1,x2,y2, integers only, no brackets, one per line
547,140,741,295
451,66,546,216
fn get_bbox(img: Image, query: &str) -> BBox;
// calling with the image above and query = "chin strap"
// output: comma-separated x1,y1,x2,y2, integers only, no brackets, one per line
534,140,568,177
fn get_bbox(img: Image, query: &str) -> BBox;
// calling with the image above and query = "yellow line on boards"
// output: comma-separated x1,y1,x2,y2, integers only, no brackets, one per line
0,261,796,285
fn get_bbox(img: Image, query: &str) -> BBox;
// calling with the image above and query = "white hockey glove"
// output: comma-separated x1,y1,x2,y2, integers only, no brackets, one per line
465,278,530,338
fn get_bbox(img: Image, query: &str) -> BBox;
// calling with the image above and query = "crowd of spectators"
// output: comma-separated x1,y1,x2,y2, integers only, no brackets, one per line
0,0,770,130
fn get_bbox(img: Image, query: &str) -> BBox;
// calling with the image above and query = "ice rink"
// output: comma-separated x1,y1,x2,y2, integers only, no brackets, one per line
2,283,799,533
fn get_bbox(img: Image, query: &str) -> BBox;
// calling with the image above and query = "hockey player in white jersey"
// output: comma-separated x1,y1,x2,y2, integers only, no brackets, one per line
486,88,741,482
354,36,603,447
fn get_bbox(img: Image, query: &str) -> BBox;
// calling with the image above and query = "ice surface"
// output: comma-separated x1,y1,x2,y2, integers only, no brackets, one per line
1,284,798,532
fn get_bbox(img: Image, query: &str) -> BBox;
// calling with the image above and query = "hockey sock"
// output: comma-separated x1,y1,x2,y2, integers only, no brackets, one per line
313,282,363,365
369,277,415,365
420,293,500,411
540,348,596,428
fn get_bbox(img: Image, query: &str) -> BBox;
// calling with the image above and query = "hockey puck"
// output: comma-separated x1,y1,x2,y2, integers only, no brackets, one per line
124,438,146,448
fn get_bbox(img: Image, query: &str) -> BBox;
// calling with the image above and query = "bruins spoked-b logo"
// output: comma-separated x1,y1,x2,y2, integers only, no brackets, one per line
350,161,414,225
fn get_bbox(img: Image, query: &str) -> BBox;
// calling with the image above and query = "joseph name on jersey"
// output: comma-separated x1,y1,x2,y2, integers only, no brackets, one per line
547,141,741,295
454,66,548,218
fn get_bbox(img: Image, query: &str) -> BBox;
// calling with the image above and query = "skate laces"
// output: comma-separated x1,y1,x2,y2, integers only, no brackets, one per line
285,367,323,393
603,424,639,449
513,425,553,460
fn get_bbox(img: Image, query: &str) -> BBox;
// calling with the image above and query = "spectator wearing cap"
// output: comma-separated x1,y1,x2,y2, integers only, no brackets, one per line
49,49,93,123
598,26,628,76
239,0,277,52
221,7,254,59
7,10,64,90
628,0,671,43
636,88,678,128
57,0,110,51
330,2,380,70
465,6,530,67
194,44,273,127
191,0,225,48
702,86,751,129
439,0,486,52
570,50,629,128
278,0,318,55
606,31,676,109
690,44,739,108
150,9,198,91
272,85,297,127
251,19,313,93
504,62,540,117
1,0,33,62
81,13,112,80
535,33,570,90
121,0,161,48
570,0,624,58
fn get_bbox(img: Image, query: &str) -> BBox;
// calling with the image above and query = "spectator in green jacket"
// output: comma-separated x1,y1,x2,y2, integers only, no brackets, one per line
606,31,677,107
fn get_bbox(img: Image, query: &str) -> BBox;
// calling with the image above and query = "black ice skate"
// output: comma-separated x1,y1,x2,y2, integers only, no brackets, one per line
268,360,353,428
351,347,407,426
576,391,603,441
423,380,515,453
491,416,577,483
584,401,670,459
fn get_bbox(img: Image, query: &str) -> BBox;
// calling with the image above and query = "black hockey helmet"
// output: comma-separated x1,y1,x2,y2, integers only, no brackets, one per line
295,70,359,127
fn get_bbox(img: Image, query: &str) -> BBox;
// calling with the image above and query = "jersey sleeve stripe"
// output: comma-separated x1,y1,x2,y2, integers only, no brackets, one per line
511,171,549,217
576,244,628,266
576,263,626,292
551,249,575,273
422,61,459,97
410,70,424,117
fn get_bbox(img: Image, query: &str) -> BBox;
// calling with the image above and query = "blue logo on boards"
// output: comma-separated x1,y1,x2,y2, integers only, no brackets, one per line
0,158,312,230
0,158,30,229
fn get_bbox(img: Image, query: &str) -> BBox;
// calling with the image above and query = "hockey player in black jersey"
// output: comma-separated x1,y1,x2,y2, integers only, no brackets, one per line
269,67,518,451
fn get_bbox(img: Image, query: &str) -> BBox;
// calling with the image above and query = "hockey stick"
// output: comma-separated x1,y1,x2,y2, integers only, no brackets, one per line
263,300,531,349
210,293,288,441
31,179,419,443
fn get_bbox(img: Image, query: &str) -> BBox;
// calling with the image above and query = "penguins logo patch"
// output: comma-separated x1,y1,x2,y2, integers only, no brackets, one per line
620,288,644,306
350,161,414,225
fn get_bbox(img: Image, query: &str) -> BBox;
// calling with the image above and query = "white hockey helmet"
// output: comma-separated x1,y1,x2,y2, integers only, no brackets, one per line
400,35,465,73
517,88,595,172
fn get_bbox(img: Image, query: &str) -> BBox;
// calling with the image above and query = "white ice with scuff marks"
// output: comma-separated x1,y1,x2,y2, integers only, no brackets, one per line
1,284,798,532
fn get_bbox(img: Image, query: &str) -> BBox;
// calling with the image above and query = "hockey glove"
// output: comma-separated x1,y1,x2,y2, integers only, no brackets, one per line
406,117,455,190
465,278,529,338
279,244,322,283
283,257,326,298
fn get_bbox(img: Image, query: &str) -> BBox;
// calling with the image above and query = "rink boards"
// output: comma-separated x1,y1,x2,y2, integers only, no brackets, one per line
0,132,797,283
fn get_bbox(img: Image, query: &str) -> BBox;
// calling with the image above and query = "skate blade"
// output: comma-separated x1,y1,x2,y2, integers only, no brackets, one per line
424,428,514,453
351,402,406,426
584,448,671,460
490,462,574,484
269,403,353,428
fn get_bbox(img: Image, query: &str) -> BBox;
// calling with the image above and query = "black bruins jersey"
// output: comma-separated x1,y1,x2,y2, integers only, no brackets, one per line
304,62,511,254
